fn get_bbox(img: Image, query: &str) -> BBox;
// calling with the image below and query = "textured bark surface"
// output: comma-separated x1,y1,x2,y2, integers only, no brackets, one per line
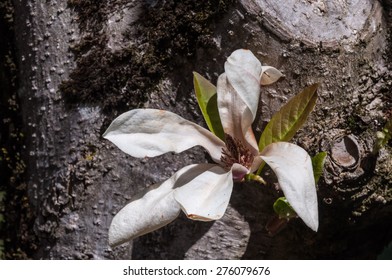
1,0,391,259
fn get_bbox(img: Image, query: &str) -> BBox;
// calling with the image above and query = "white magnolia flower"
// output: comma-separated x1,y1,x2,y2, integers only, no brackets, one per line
103,49,318,247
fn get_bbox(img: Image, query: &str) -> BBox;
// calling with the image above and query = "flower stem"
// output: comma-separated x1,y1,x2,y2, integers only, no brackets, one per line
256,161,266,175
245,173,267,185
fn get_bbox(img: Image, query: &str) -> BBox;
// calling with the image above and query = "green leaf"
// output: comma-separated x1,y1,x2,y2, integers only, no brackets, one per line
193,72,225,140
273,197,297,219
258,83,319,152
312,151,327,184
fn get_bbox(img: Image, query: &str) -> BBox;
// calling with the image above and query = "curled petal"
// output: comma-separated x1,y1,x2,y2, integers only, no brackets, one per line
224,49,262,121
260,66,283,85
174,165,233,221
217,73,259,154
103,109,225,163
109,164,217,247
260,142,319,231
109,181,179,247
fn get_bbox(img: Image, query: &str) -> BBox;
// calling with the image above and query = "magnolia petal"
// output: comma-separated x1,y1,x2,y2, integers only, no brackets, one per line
260,142,319,231
250,156,263,173
174,165,233,221
109,164,217,247
109,180,179,247
260,66,283,85
224,49,262,121
103,109,225,163
217,73,259,154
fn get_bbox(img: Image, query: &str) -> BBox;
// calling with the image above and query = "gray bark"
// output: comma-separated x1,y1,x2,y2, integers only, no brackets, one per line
3,0,391,259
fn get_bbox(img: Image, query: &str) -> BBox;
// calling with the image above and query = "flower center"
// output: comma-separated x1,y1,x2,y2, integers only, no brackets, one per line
220,134,254,170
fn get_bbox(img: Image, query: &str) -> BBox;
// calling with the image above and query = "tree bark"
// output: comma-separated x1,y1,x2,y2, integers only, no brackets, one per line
2,0,391,259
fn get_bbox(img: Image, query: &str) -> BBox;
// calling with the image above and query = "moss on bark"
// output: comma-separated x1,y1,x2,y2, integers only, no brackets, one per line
61,0,234,113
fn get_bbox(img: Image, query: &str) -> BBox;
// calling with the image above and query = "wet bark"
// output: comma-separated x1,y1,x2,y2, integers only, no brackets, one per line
2,0,391,259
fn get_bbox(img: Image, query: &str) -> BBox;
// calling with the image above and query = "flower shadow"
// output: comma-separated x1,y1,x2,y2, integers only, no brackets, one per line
229,180,278,259
131,214,214,259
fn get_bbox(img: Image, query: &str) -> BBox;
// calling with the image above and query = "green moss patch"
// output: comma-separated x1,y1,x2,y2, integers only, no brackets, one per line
61,0,233,113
